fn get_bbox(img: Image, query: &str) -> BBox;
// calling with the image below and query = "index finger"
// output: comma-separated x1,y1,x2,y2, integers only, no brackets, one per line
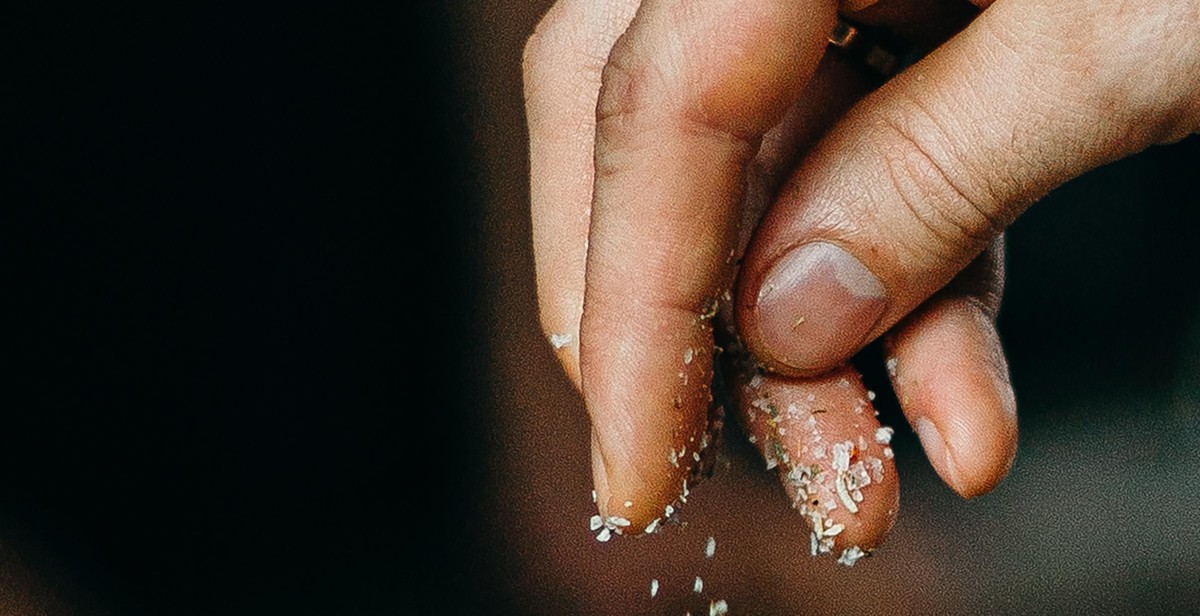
581,0,836,527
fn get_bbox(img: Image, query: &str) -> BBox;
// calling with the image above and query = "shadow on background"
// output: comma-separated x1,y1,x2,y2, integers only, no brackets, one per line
2,2,1198,614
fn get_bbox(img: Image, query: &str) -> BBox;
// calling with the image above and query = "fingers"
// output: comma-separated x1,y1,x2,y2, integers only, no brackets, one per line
580,0,837,526
884,239,1017,498
526,0,642,388
735,364,899,560
737,0,1200,377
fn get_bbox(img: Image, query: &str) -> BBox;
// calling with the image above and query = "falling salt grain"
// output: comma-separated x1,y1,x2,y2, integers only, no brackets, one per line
705,536,717,558
875,426,894,445
693,576,704,593
549,333,573,349
710,599,729,615
650,579,659,598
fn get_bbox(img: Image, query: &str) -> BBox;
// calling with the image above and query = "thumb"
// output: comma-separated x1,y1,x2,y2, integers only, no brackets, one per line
737,0,1200,375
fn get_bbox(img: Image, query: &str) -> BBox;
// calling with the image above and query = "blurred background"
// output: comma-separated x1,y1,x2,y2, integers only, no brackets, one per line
4,1,1200,614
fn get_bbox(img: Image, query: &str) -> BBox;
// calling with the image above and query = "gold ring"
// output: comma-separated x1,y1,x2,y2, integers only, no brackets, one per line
827,18,907,77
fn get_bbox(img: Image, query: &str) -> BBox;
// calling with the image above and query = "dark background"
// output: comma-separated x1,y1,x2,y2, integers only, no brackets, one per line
3,3,494,614
3,2,1199,615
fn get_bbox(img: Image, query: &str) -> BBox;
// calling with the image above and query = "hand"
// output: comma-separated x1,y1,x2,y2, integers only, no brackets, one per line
524,0,1200,560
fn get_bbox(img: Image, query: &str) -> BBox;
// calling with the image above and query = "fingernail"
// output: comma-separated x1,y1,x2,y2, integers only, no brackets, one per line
912,416,962,491
754,242,886,371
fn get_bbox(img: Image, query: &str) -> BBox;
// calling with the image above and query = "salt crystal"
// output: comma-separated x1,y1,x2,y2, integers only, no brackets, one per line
644,518,661,534
882,447,894,460
831,441,852,472
885,357,898,377
624,500,633,508
835,474,859,514
596,528,611,542
589,515,602,531
867,457,884,482
710,599,729,616
837,546,866,567
693,576,703,593
650,579,659,598
848,461,872,489
705,536,717,558
867,390,876,401
684,348,695,364
875,426,894,445
549,333,573,349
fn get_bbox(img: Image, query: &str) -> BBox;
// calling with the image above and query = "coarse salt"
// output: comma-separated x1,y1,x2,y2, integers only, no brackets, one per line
832,441,852,472
837,546,866,567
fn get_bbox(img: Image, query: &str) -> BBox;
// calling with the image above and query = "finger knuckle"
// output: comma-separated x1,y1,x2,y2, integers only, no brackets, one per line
868,102,1006,263
595,32,669,139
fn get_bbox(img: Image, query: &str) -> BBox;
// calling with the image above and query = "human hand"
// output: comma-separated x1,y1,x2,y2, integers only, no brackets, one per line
524,0,1200,561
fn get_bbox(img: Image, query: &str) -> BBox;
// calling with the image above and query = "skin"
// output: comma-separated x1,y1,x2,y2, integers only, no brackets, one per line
525,0,1200,555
